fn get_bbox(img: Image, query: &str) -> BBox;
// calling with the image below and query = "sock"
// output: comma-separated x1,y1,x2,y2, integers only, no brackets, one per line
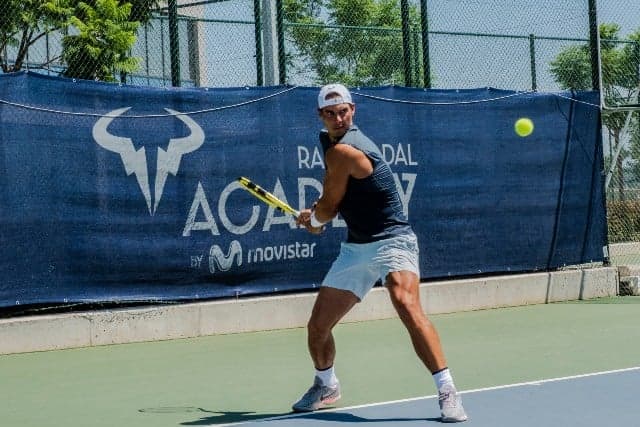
316,366,339,387
432,367,454,391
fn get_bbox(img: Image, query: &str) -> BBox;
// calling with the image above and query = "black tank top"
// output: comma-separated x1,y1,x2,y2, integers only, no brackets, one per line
319,126,412,243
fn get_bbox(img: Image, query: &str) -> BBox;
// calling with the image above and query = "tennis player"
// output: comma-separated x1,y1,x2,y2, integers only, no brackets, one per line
293,83,468,422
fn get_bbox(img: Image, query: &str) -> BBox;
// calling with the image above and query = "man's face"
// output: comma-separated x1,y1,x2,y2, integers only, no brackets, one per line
319,102,355,140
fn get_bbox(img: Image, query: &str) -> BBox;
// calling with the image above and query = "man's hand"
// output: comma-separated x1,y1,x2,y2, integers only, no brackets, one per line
296,209,324,235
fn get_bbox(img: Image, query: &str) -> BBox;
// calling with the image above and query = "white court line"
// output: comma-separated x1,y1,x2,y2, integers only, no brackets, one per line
219,366,640,426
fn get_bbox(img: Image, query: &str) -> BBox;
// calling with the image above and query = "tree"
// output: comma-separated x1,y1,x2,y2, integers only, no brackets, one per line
550,23,640,200
0,0,74,73
0,0,159,80
62,0,140,81
283,0,422,86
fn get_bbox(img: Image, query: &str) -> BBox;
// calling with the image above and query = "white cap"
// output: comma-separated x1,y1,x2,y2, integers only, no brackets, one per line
318,83,353,109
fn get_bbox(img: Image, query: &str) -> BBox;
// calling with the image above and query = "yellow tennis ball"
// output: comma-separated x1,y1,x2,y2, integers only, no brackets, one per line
515,118,534,137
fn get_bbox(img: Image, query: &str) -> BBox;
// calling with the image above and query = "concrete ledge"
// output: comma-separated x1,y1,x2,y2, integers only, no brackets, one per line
0,267,618,355
609,242,640,257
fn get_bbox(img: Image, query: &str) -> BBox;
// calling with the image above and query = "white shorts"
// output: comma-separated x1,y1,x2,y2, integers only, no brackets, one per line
322,232,420,300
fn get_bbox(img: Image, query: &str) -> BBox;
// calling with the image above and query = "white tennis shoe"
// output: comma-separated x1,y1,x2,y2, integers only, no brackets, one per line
291,376,341,412
438,384,468,422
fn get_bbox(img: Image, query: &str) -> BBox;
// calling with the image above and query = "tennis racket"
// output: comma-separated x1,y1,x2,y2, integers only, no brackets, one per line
237,176,300,218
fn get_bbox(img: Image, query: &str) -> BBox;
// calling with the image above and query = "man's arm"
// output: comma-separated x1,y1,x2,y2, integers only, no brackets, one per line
297,144,373,232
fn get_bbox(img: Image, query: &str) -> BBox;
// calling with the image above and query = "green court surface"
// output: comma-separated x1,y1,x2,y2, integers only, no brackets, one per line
1,297,639,427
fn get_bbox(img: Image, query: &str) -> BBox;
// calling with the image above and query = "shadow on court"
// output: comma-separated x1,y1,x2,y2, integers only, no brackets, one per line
139,408,291,425
178,409,440,425
180,410,291,425
298,412,440,423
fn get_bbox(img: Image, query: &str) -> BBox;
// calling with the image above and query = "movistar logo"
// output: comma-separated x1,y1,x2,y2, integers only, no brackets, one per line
92,108,204,215
204,240,317,274
209,240,242,273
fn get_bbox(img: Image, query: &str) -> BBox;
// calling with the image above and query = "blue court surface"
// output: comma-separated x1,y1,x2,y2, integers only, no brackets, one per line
221,367,640,426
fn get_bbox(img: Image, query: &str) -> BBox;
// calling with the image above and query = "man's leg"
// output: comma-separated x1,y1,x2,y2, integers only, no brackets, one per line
292,286,359,412
386,271,467,422
307,286,359,370
385,270,446,372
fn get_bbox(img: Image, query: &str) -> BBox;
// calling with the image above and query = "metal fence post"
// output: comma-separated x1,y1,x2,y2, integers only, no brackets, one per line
275,0,286,84
419,0,431,88
168,0,181,87
635,42,640,91
529,34,537,91
400,0,412,87
254,0,264,86
588,0,600,91
160,19,167,84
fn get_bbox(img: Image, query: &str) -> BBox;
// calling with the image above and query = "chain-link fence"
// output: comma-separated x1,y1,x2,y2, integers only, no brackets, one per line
1,0,640,261
1,1,627,90
0,0,605,89
594,0,640,268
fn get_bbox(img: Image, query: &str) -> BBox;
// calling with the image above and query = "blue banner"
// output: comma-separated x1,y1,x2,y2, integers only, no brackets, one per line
0,72,606,309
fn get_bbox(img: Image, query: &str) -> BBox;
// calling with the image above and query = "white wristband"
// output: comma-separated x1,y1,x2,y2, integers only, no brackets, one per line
309,211,326,228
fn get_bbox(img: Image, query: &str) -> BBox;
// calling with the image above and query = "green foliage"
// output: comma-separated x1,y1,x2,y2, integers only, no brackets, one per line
0,0,74,72
74,0,160,23
550,23,638,99
128,0,160,23
284,0,422,86
0,0,158,79
62,0,140,82
549,45,591,90
551,23,640,202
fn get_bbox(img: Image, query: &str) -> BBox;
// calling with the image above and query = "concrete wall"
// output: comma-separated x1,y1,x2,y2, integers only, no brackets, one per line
0,267,618,355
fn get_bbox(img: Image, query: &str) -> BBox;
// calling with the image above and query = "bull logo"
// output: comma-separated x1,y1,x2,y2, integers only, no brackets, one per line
92,107,204,215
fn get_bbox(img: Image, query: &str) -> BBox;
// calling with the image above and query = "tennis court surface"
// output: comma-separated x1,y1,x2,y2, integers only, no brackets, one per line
2,298,639,427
